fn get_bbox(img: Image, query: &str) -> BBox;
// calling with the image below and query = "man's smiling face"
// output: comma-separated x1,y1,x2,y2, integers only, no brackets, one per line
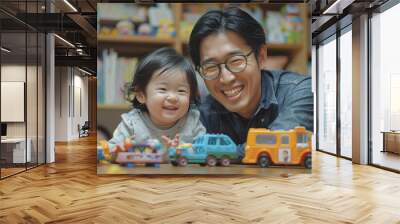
199,31,265,119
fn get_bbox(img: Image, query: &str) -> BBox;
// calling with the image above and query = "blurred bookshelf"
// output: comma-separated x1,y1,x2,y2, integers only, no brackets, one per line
97,104,131,110
98,35,176,57
98,3,309,64
98,35,175,45
97,3,310,136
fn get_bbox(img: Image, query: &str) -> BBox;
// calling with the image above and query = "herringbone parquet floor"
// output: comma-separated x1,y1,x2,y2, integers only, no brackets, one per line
0,135,399,224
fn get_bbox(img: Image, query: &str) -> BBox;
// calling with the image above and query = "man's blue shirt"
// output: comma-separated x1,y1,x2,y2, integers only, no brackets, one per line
199,70,313,157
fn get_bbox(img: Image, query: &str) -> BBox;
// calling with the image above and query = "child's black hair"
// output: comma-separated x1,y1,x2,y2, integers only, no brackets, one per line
128,47,199,110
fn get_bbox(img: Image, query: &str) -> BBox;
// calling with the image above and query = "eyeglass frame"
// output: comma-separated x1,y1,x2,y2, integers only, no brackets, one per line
198,50,254,80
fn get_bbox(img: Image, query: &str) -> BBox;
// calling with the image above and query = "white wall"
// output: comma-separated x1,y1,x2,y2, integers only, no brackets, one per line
73,73,89,137
54,67,89,141
55,67,68,141
1,65,26,81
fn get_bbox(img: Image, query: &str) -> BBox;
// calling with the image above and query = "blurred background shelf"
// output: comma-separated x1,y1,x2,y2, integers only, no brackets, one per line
98,35,176,57
266,43,302,51
97,104,131,110
98,3,309,66
180,41,302,54
98,35,175,45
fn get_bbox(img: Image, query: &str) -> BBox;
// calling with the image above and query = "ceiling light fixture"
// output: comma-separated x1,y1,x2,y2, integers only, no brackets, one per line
78,67,93,76
54,34,75,48
1,47,11,53
76,48,85,55
323,0,355,15
63,0,78,12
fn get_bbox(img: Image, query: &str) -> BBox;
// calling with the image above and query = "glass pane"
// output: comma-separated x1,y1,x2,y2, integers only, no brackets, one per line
219,138,228,145
38,32,45,164
26,0,40,169
340,29,352,158
27,31,38,169
281,135,289,144
371,3,400,171
297,134,308,143
256,134,276,145
208,137,216,145
1,30,27,177
317,37,337,154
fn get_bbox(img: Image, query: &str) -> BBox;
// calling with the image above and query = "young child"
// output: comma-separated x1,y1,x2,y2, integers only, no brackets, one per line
108,47,206,158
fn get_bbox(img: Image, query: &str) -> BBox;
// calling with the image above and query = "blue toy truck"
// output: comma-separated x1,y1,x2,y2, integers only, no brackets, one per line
168,134,238,167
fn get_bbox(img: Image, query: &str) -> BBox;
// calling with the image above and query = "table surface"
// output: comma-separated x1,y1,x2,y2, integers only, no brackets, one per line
381,131,400,134
97,163,311,175
1,138,26,143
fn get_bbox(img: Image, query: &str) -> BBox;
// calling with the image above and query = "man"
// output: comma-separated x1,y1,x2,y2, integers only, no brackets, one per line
188,7,313,157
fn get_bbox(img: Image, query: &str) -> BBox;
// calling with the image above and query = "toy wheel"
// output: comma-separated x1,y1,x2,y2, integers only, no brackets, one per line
178,157,188,166
220,157,230,167
171,161,178,166
304,155,312,169
258,155,270,168
207,156,217,167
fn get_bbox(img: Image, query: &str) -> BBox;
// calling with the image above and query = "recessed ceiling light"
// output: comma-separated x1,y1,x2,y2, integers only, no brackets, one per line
323,0,354,15
63,0,78,12
54,34,75,48
78,67,92,76
1,47,11,53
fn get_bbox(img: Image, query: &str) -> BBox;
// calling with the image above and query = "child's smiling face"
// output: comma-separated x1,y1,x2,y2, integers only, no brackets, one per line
136,68,191,128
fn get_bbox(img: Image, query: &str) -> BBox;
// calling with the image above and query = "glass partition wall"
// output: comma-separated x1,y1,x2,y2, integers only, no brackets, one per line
339,27,352,159
316,25,353,159
0,30,27,177
370,2,400,171
317,35,337,155
315,0,400,172
0,1,46,179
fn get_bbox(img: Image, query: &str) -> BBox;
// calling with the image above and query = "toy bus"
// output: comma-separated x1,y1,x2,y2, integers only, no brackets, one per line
241,127,312,168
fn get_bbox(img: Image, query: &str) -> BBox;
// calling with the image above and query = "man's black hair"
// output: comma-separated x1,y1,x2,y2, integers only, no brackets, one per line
128,47,199,110
189,7,266,70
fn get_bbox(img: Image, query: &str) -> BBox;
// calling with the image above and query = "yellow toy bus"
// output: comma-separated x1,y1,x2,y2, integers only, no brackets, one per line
242,127,312,168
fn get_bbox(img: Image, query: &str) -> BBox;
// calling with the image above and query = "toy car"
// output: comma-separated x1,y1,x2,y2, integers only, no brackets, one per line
241,126,312,168
168,134,238,167
114,144,163,167
98,138,164,168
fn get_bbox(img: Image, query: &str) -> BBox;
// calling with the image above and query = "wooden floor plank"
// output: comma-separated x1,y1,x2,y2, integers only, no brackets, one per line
0,135,399,223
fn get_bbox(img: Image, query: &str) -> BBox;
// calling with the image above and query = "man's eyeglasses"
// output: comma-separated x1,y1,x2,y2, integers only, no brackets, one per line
199,50,253,80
